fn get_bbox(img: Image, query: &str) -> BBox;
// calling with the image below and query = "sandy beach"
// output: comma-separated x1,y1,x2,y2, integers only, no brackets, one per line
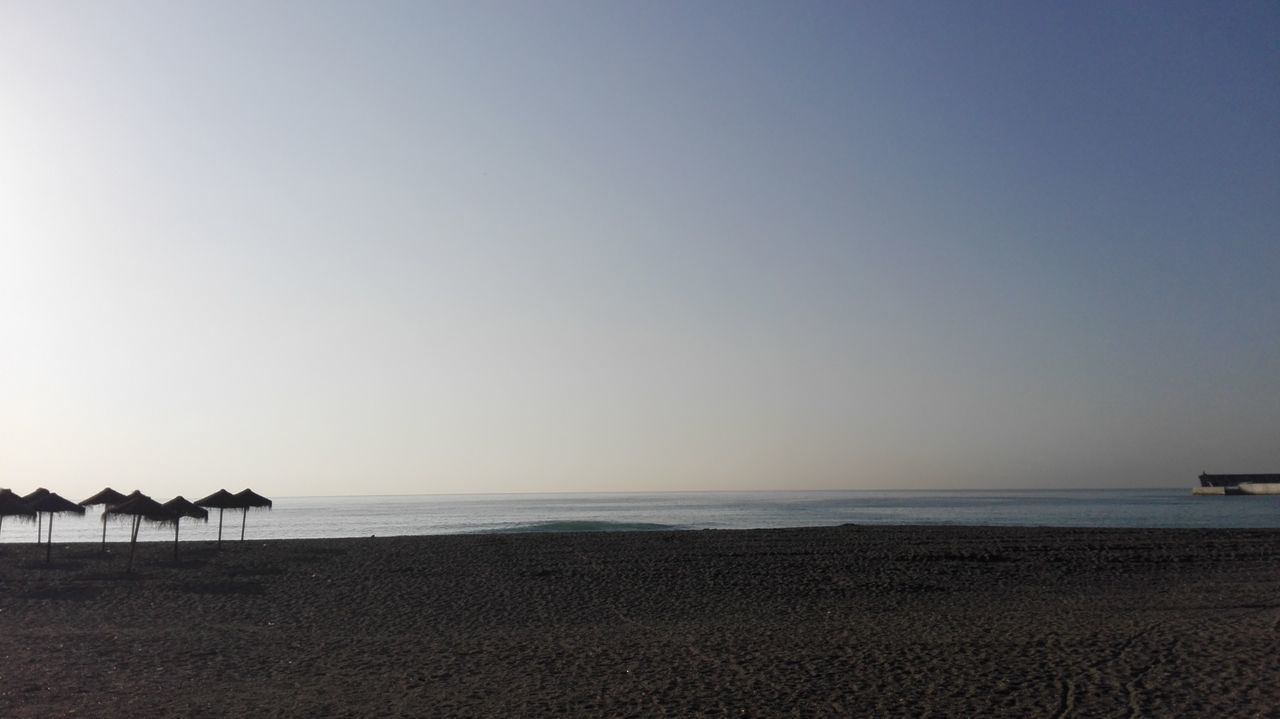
2,525,1278,717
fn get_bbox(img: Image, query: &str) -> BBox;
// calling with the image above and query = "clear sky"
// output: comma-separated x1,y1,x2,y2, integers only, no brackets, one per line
1,1,1277,498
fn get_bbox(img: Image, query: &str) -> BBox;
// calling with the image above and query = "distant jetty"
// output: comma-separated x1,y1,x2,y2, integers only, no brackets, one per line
1194,473,1280,495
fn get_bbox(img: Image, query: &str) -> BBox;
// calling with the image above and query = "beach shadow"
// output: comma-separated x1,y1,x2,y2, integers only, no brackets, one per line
390,565,434,575
177,546,223,561
902,551,1014,563
20,585,102,601
63,549,111,560
224,564,284,578
155,558,208,570
897,582,948,595
18,560,86,571
183,580,264,596
292,547,347,559
79,570,150,582
84,551,125,562
292,553,345,565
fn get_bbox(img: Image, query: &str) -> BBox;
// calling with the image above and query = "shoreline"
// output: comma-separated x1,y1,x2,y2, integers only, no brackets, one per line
4,525,1279,716
7,517,1279,547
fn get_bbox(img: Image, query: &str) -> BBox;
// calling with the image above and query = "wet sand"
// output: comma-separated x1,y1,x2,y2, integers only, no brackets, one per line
2,526,1278,717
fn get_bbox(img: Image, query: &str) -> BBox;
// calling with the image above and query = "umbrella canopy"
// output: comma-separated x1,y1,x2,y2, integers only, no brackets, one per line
28,491,86,514
195,489,238,549
79,487,129,508
28,492,85,515
105,493,171,572
105,494,171,524
230,489,272,509
163,497,208,521
21,488,49,503
0,489,36,543
194,489,238,509
28,491,83,514
0,489,36,518
27,491,85,563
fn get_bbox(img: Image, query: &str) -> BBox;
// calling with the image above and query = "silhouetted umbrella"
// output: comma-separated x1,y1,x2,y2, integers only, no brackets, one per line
22,488,49,543
79,487,130,551
195,489,238,549
105,493,171,572
230,489,272,541
27,492,86,563
0,489,36,542
79,487,129,506
161,496,207,560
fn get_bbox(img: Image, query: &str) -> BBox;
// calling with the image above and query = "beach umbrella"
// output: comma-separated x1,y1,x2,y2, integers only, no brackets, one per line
79,487,129,507
79,487,130,551
105,493,171,572
230,489,272,541
195,489,238,549
0,489,36,543
22,488,49,543
27,491,86,563
161,496,207,560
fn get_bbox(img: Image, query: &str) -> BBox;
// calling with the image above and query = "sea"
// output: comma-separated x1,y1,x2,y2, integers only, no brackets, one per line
5,488,1280,544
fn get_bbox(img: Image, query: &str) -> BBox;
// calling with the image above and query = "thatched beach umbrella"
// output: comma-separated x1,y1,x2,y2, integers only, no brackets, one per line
22,488,49,543
0,489,36,542
161,496,207,560
230,489,272,541
194,489,237,549
79,487,130,551
105,493,171,572
27,491,86,563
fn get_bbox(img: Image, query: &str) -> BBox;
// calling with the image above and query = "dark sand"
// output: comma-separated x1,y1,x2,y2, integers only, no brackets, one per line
2,526,1278,717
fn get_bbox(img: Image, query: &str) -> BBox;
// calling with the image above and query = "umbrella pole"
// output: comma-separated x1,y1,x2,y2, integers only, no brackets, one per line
102,514,108,551
36,512,42,543
217,508,224,550
45,513,53,563
241,507,247,541
128,515,139,573
174,518,180,561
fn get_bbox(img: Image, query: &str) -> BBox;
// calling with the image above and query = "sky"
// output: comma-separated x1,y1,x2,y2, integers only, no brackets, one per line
1,1,1277,498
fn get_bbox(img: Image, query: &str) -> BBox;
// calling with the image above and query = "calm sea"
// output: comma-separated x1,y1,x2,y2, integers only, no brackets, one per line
5,488,1280,544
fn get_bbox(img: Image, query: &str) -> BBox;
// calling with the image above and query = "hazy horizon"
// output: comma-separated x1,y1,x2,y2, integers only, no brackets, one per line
2,2,1277,500
188,486,1205,500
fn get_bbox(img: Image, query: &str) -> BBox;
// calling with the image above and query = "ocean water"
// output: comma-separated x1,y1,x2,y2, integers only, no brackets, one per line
4,488,1280,544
